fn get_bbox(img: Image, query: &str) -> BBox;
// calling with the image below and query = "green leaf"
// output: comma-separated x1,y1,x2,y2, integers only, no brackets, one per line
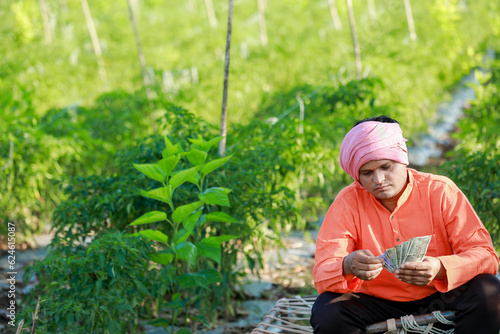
189,136,224,152
134,279,150,295
174,241,197,265
188,137,206,150
164,294,190,309
201,155,232,176
204,136,223,150
183,210,203,234
177,269,222,289
186,149,207,166
196,235,238,264
203,211,239,223
176,329,192,334
186,171,201,185
199,268,223,285
169,167,198,191
174,228,190,244
148,318,170,328
140,187,171,204
188,314,209,327
134,229,169,245
163,136,181,157
177,273,198,288
133,163,165,183
196,243,220,264
149,253,174,265
172,201,203,224
158,156,180,177
129,211,167,226
198,187,231,207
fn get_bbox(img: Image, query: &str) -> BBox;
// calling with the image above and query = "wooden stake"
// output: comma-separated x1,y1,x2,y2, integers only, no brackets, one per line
219,0,234,157
80,0,108,82
296,93,304,134
30,298,41,334
15,319,24,334
403,0,417,40
257,0,268,45
327,0,342,30
126,0,154,102
346,0,362,79
39,0,52,44
368,0,377,19
204,0,218,28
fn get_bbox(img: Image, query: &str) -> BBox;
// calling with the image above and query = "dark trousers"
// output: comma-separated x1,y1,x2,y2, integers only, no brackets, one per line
310,274,500,334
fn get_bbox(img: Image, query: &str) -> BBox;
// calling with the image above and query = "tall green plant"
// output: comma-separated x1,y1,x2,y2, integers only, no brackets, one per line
439,59,500,251
129,135,240,332
21,232,156,334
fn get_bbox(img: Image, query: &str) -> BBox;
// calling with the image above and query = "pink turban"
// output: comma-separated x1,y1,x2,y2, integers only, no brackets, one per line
339,121,409,183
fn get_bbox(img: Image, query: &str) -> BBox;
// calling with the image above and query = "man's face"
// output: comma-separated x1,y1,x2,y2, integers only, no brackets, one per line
358,159,408,201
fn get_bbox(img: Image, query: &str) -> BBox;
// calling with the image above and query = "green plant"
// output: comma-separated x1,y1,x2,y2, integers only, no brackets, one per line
49,105,218,249
21,231,156,333
129,135,240,332
0,88,158,242
439,57,500,251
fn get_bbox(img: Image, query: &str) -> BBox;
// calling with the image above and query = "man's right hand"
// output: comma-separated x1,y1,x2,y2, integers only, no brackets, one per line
343,250,384,281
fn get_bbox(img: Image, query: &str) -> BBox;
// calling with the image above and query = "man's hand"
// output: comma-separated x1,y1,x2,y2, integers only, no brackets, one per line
395,256,445,286
343,250,384,281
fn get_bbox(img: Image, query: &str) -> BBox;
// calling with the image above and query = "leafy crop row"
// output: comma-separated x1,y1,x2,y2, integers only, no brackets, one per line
439,53,500,251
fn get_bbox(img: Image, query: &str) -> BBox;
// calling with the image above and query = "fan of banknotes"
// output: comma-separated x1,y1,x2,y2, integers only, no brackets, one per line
377,235,432,273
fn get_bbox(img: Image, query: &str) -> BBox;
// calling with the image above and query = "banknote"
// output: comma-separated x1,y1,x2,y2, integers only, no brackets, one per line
377,235,431,272
378,252,396,273
385,247,398,269
394,244,402,268
404,235,431,263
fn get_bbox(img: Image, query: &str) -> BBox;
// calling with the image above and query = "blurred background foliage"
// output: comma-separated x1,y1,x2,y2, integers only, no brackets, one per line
1,0,500,332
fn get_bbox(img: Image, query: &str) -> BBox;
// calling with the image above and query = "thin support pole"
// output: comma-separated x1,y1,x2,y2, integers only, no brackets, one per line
403,0,417,40
327,0,342,30
219,0,234,157
81,0,108,82
346,0,362,79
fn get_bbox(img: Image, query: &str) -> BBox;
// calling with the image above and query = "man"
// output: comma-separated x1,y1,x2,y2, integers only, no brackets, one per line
310,115,500,334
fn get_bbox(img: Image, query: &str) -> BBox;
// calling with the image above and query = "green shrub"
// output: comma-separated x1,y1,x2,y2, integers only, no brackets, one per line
439,56,500,250
129,134,242,332
47,103,335,325
0,87,82,240
22,232,156,333
0,88,157,241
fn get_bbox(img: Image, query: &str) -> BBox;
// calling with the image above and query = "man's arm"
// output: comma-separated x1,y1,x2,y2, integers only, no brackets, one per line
313,194,362,294
397,182,498,289
343,250,384,281
395,256,446,286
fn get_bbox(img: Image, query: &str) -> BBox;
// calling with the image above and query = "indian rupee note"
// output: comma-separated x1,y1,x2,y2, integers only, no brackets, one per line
386,247,398,269
401,240,410,264
404,235,432,263
378,252,395,272
394,244,402,268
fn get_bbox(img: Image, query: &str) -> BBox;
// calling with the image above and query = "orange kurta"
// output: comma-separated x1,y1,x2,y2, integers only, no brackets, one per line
313,168,499,302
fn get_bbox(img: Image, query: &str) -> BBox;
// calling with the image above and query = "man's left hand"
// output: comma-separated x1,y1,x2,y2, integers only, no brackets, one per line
395,256,445,286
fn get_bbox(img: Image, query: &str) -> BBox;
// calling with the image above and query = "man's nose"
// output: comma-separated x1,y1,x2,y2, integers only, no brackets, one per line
373,170,384,184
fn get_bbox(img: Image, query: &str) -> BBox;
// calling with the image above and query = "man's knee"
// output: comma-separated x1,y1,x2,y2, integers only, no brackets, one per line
470,274,500,313
452,274,500,334
311,292,342,332
310,292,363,334
467,273,500,305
